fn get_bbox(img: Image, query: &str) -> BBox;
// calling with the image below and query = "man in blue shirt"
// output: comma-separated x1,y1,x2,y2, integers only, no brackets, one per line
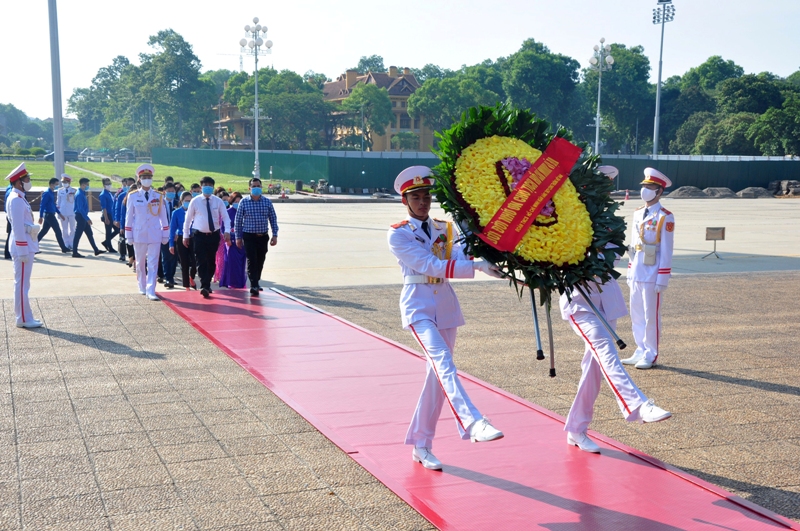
169,191,197,289
71,178,106,258
37,177,70,253
158,182,177,288
235,177,279,296
99,177,119,253
114,177,133,263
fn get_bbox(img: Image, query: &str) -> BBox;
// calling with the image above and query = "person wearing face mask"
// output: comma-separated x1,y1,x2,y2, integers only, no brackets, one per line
622,167,675,370
114,178,134,262
71,178,106,258
234,178,279,296
170,191,197,290
158,183,177,288
99,178,119,253
213,191,230,284
388,166,505,471
190,183,201,198
182,176,231,298
220,192,246,289
37,177,70,254
56,174,77,251
125,165,170,300
5,163,43,328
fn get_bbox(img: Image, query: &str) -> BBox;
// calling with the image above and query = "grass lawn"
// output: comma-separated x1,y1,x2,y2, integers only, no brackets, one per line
0,161,100,187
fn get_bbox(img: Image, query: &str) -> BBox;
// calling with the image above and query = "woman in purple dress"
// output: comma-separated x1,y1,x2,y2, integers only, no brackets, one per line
220,192,247,288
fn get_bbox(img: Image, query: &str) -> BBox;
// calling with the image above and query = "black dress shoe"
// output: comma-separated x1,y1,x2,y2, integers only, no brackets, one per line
200,288,210,299
94,249,106,256
250,288,259,295
61,249,70,254
72,253,85,258
118,256,126,261
258,287,263,291
166,282,174,289
157,277,164,284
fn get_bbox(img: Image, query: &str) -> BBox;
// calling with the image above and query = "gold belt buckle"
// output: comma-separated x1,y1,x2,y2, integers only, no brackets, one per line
635,244,643,252
427,277,442,284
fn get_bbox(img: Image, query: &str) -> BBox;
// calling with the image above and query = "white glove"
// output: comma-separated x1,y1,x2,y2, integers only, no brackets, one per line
25,223,41,236
655,284,668,294
473,260,503,278
18,253,30,264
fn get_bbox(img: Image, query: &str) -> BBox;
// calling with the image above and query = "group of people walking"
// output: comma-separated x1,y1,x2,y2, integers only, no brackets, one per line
387,164,676,469
5,163,279,324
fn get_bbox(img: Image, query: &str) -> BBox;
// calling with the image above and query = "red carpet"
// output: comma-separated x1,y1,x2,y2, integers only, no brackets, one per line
161,288,798,531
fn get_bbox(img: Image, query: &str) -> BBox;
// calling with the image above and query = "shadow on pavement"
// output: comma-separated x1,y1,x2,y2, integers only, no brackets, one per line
658,366,800,397
31,327,166,360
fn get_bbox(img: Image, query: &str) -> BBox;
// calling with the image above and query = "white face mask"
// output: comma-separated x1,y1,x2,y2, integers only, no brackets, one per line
61,182,69,188
104,185,112,191
23,181,32,192
141,179,153,188
640,187,658,203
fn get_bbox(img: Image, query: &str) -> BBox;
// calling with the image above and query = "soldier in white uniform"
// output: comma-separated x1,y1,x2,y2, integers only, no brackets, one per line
125,164,169,300
5,163,43,328
56,174,76,249
388,166,504,471
561,166,670,453
622,167,675,369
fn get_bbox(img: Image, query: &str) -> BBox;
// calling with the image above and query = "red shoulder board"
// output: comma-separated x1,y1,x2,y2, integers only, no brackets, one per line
661,207,672,215
391,220,409,229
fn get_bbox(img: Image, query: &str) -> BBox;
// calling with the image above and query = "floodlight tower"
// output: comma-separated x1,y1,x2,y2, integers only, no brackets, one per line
589,38,614,155
652,0,676,156
239,18,273,178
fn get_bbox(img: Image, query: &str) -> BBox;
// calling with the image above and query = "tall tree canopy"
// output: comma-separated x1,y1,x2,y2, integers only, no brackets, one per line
681,56,744,92
407,77,500,133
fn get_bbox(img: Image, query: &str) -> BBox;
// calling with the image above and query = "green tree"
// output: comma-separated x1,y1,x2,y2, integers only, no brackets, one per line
407,76,500,133
747,92,800,156
0,103,28,135
583,44,653,153
411,64,455,84
669,111,715,154
693,112,760,155
460,60,506,101
340,83,393,149
503,39,579,124
353,55,385,74
681,56,744,92
200,69,234,99
715,73,784,115
787,69,800,87
391,131,419,151
303,70,330,90
660,84,716,153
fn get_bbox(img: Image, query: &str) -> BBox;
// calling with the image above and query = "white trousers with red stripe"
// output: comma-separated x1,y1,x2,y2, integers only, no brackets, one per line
629,281,662,364
133,242,161,297
564,314,647,434
60,214,76,248
405,320,481,448
13,256,34,325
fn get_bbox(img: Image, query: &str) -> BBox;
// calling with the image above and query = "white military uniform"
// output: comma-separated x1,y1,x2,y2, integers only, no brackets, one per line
627,201,675,364
125,188,169,298
388,216,482,448
6,187,39,325
561,275,647,434
56,184,76,247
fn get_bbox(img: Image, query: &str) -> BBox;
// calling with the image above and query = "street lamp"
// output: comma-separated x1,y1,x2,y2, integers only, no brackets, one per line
239,17,273,178
652,0,676,156
588,38,614,155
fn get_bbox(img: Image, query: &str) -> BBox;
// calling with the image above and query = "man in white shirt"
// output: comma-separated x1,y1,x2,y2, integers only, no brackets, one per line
182,176,230,298
56,174,76,250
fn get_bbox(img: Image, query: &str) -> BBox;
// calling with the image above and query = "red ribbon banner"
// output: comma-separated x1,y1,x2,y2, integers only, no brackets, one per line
477,137,583,253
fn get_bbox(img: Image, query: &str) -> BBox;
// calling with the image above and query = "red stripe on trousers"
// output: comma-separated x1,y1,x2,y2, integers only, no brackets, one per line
409,324,466,431
20,261,25,323
569,315,631,414
654,293,660,363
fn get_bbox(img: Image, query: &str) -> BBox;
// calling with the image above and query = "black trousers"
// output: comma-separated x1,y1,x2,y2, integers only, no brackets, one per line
192,230,219,290
243,232,269,288
175,235,196,287
102,218,119,248
38,212,68,252
72,214,99,254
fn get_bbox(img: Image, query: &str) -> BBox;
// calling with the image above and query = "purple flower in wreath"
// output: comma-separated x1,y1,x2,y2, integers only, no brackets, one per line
500,157,532,190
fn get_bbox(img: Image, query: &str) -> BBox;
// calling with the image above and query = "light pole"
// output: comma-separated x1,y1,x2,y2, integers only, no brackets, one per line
239,17,273,178
47,0,65,179
652,0,676,156
588,38,614,155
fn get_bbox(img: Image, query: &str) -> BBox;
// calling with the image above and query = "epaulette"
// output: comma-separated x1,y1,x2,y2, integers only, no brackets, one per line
433,218,448,223
635,205,646,210
390,220,409,229
660,207,672,215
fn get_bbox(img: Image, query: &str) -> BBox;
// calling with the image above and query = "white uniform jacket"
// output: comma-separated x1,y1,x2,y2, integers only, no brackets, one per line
56,186,76,217
124,189,169,245
388,217,475,330
6,188,39,258
627,201,675,287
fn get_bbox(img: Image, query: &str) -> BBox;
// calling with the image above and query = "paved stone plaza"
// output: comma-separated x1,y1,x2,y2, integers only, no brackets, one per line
1,198,798,529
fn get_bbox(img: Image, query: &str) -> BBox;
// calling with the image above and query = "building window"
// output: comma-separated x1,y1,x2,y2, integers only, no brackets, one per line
413,118,420,129
400,113,411,129
392,101,397,107
401,101,407,108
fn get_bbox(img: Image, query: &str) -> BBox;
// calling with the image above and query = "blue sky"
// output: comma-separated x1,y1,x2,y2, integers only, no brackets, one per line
2,0,798,120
